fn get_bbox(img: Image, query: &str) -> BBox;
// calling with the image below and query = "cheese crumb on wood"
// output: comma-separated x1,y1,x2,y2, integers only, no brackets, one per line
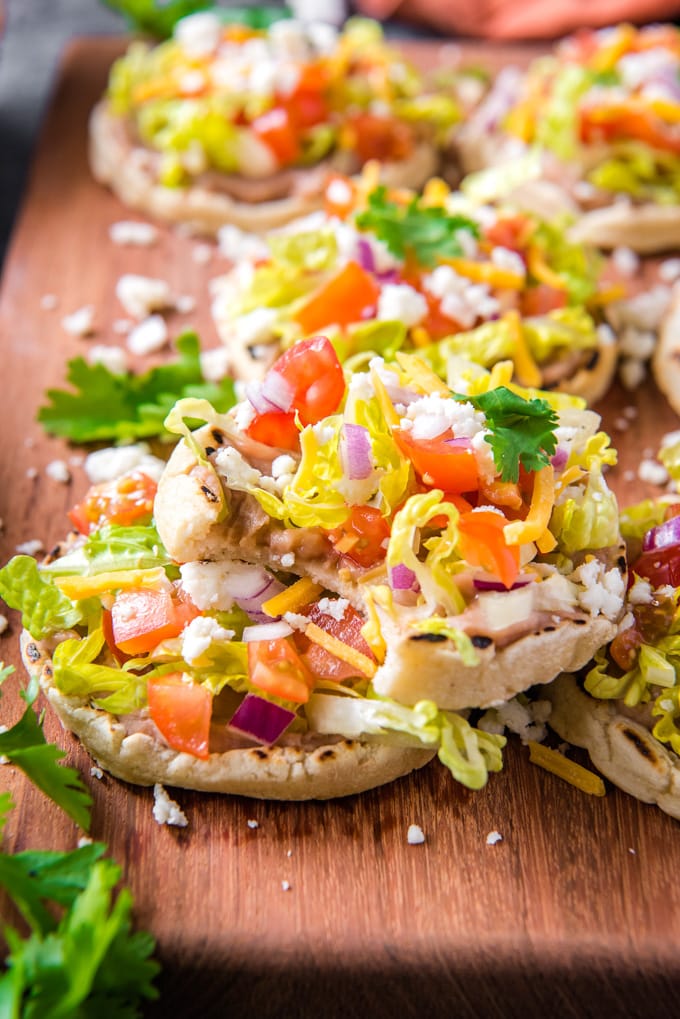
88,344,129,375
0,615,8,635
15,539,44,556
247,819,259,829
61,305,95,337
638,459,669,486
152,783,188,827
486,831,503,845
109,220,158,247
45,459,71,484
127,314,168,356
116,274,173,320
40,293,58,310
281,880,292,891
90,765,104,779
407,824,426,845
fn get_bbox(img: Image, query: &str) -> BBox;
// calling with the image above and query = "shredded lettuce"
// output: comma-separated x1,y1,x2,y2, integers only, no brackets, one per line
550,452,620,554
42,524,175,579
619,499,671,542
531,63,592,160
588,143,680,204
0,557,85,640
461,149,544,204
305,691,505,789
530,222,601,305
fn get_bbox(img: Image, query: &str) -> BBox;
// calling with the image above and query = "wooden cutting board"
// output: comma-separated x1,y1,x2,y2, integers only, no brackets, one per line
1,37,680,1019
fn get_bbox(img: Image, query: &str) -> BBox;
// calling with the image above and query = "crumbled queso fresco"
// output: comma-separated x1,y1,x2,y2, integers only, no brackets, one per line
407,824,426,845
152,784,188,827
575,560,625,619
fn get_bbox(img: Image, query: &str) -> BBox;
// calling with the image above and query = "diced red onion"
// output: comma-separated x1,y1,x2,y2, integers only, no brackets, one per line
376,269,399,284
245,381,279,416
473,577,533,592
242,621,294,642
444,437,472,449
261,369,295,413
551,447,569,471
228,693,296,745
340,423,372,480
642,515,680,552
389,563,420,592
236,577,286,620
356,238,376,273
226,565,278,601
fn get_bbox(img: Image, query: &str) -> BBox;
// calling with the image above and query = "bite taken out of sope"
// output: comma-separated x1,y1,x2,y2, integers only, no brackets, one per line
542,438,680,821
90,13,456,235
210,170,618,404
153,340,626,732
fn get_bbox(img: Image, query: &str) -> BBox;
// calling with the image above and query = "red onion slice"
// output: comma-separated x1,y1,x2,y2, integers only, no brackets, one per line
245,381,279,416
473,577,533,592
389,563,420,592
228,694,296,745
551,447,568,471
225,565,279,601
261,369,295,413
642,515,680,552
242,621,294,642
356,238,376,273
340,423,372,480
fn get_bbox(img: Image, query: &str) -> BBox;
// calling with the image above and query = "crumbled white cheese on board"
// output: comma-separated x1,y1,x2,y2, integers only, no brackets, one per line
152,784,188,827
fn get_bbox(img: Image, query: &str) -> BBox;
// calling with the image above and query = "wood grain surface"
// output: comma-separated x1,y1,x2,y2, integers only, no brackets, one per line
1,38,680,1019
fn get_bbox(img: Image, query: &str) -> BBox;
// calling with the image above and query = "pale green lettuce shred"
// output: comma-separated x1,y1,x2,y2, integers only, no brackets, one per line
419,308,599,377
530,222,600,304
332,320,407,363
461,149,544,204
550,433,619,554
387,492,466,615
588,143,680,204
267,230,339,275
0,556,86,641
305,691,505,789
659,435,680,486
351,398,411,515
653,686,680,754
52,629,149,714
530,62,592,160
620,499,672,542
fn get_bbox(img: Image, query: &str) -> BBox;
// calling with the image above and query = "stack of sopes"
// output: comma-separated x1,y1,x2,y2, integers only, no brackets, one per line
90,12,460,234
1,347,627,799
209,172,619,403
544,440,680,822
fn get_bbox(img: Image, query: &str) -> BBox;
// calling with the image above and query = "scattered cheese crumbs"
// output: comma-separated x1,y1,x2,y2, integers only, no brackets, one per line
287,849,293,857
152,783,188,827
659,258,680,283
638,458,669,486
113,318,133,336
26,467,38,480
576,560,625,619
281,880,292,892
623,469,636,482
61,305,95,337
612,246,639,277
176,294,197,314
15,539,44,556
316,597,349,622
127,314,168,356
88,344,129,375
116,274,173,319
407,824,426,845
613,417,629,431
85,443,166,484
623,405,638,420
90,765,104,779
629,848,637,855
109,220,158,247
24,437,35,448
247,819,259,829
181,616,234,665
45,459,71,484
192,243,213,265
200,346,231,382
619,357,646,391
77,836,93,848
629,577,654,605
0,615,8,635
40,293,58,310
486,831,503,846
528,741,606,796
280,553,295,569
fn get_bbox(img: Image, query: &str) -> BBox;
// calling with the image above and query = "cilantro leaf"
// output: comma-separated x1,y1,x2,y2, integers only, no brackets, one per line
103,0,289,37
0,792,13,836
459,387,558,483
38,332,236,443
355,186,480,268
0,856,159,1015
0,707,93,831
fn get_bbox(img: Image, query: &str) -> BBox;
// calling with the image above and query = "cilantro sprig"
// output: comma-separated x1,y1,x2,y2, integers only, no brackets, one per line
355,186,480,268
459,387,559,483
38,332,235,443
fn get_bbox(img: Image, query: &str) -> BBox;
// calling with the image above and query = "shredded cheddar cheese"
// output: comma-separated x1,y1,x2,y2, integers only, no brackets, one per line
304,622,377,678
527,247,566,291
395,351,449,395
503,465,555,546
444,257,525,290
528,741,606,797
370,367,400,427
504,310,542,389
262,577,324,618
55,567,168,600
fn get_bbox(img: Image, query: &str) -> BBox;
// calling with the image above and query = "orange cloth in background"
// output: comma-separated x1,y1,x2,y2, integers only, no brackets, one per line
356,0,680,40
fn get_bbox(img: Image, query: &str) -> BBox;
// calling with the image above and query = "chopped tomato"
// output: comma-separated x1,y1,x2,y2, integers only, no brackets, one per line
296,602,376,681
579,105,680,156
394,429,479,494
484,214,532,253
324,173,357,220
294,261,380,335
69,471,157,535
147,673,212,759
345,113,415,163
245,336,345,449
420,292,462,340
327,505,391,568
458,510,520,589
248,638,314,704
520,284,568,317
251,106,300,164
283,65,329,128
245,410,300,452
110,588,198,656
102,608,131,666
630,545,680,589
